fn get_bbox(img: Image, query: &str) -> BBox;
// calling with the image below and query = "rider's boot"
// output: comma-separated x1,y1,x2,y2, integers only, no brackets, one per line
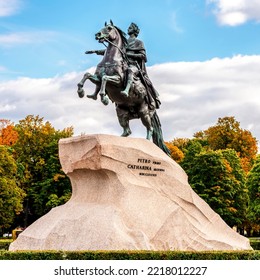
121,80,132,97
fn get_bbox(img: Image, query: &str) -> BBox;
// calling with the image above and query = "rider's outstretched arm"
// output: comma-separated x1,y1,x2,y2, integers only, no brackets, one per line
85,50,105,55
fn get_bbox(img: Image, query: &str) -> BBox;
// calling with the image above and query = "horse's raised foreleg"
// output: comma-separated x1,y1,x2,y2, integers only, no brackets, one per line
77,72,90,98
77,72,100,99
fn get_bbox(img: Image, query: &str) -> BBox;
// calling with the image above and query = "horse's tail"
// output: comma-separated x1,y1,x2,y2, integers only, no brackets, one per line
151,111,171,156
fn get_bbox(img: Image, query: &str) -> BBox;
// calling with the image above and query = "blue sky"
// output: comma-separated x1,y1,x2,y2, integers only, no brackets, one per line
1,0,260,79
1,0,260,147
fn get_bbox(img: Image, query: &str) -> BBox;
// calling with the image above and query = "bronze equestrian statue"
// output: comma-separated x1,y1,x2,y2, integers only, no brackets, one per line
77,21,170,155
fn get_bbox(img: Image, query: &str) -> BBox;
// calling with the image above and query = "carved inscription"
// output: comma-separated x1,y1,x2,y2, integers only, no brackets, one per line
127,158,165,177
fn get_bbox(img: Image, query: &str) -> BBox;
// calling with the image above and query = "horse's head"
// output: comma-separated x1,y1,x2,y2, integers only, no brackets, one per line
95,20,118,43
95,20,127,47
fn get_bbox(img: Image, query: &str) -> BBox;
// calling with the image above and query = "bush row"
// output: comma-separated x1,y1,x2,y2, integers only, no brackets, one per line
0,240,12,250
1,239,259,259
0,250,260,260
250,240,260,250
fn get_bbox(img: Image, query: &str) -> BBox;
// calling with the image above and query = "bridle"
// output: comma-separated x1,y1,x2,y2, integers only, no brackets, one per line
100,27,130,66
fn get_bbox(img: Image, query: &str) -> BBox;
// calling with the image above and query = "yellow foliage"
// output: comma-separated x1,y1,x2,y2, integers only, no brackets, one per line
53,173,65,182
228,207,238,213
165,142,184,163
223,159,232,173
0,120,18,146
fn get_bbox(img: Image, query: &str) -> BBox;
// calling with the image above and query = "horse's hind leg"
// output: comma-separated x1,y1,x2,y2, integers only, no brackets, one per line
116,106,132,137
139,103,154,140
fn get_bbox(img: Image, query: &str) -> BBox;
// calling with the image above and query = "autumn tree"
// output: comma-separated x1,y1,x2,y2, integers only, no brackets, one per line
194,116,258,172
165,142,184,163
169,138,190,152
13,115,73,226
0,119,18,146
0,146,26,233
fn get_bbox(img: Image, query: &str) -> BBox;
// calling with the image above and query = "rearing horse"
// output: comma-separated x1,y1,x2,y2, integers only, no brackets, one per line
77,21,170,155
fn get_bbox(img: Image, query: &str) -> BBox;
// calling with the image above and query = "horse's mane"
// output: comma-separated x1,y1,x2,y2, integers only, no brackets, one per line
114,26,128,48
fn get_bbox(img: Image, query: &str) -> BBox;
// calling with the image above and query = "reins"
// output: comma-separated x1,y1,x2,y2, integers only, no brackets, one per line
103,37,130,66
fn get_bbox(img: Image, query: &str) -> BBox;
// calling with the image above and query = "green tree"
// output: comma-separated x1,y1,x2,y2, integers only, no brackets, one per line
0,146,26,232
181,147,247,227
246,155,260,233
13,115,73,226
180,138,204,171
168,117,258,230
221,149,248,228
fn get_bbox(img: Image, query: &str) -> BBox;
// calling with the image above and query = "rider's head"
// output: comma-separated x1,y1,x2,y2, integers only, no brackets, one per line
128,23,140,37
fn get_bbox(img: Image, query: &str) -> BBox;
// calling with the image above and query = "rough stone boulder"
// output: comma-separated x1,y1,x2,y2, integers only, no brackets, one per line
9,134,252,251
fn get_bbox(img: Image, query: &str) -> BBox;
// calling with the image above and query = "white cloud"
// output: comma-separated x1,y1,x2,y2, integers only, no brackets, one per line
0,71,119,136
207,0,260,26
0,104,16,113
0,55,259,151
170,11,184,33
0,0,22,17
0,31,57,47
148,55,260,144
0,65,7,72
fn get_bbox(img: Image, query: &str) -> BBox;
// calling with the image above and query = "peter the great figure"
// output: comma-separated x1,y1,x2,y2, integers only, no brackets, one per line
120,23,161,111
77,21,170,155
